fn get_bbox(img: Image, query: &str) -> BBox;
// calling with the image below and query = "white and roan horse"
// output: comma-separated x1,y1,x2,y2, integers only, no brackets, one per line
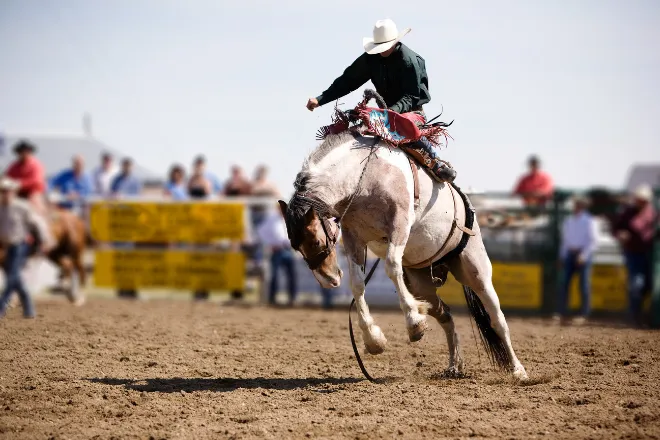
279,130,528,380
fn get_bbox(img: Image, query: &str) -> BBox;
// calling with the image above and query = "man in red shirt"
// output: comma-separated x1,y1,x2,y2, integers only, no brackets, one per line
513,155,554,206
5,141,46,214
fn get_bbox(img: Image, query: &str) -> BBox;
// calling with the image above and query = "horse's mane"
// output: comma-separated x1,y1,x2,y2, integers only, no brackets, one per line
305,130,358,167
284,131,360,246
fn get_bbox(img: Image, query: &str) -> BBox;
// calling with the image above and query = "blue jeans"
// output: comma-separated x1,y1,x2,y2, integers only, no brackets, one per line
558,252,592,317
624,251,651,322
269,248,297,305
320,287,334,309
0,243,34,317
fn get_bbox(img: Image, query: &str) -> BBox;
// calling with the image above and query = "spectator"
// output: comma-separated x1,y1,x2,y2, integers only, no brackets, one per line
111,158,142,197
5,140,47,214
251,165,280,197
612,184,657,327
164,164,188,201
49,155,94,212
188,157,213,199
250,165,281,263
513,155,554,207
554,196,597,325
223,165,252,196
91,152,118,197
256,206,297,306
0,177,49,319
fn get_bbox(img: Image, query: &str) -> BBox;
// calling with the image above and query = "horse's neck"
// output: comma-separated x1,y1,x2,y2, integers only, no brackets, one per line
306,141,371,214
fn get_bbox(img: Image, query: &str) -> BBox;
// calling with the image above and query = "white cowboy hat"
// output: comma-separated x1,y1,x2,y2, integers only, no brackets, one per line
632,184,653,201
0,177,19,191
363,19,411,55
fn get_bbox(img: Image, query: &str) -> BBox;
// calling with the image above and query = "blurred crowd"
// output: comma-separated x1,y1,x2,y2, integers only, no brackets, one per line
511,154,658,328
0,140,658,325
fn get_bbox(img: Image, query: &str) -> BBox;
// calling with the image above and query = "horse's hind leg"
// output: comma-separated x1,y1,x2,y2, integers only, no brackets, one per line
450,237,528,380
404,268,464,374
344,231,387,355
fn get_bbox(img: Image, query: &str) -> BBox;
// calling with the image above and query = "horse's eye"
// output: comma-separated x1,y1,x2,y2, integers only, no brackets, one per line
314,239,321,247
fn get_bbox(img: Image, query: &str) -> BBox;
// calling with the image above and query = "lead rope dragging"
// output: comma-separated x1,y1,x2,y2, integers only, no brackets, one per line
348,258,381,383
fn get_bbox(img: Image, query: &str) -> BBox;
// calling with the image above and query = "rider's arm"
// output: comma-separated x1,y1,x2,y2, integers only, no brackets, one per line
316,53,370,106
389,55,422,114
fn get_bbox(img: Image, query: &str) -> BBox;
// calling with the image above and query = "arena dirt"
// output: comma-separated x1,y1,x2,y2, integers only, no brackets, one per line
1,298,659,439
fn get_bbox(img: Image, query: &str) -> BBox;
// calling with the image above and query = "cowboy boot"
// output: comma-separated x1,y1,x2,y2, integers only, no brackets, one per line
406,137,457,183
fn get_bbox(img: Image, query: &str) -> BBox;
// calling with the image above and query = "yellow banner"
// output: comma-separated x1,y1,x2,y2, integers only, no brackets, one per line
90,202,244,243
94,249,245,290
569,264,627,311
437,262,543,309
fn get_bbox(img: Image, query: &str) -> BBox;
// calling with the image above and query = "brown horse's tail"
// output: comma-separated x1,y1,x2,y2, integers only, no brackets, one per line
463,286,512,371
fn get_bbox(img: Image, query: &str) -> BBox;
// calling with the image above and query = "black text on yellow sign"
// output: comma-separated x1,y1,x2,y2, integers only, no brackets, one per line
437,262,543,309
94,249,245,291
90,202,245,243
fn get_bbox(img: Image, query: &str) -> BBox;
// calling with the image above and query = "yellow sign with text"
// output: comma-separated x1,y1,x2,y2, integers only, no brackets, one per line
94,249,245,290
437,262,543,309
90,202,244,243
569,264,627,311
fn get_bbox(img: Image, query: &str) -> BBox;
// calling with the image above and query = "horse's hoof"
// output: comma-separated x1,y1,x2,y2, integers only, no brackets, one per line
364,343,385,355
408,320,427,343
512,365,529,381
364,326,387,355
441,366,468,379
72,296,86,307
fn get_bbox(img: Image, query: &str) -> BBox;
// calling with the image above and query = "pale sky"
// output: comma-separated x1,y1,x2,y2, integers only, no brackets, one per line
1,0,659,195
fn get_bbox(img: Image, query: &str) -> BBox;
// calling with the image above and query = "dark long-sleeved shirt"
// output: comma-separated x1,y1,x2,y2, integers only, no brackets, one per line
316,43,430,114
612,203,657,253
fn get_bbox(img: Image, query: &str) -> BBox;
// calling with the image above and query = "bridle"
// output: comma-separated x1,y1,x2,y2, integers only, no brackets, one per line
296,213,340,271
288,138,379,271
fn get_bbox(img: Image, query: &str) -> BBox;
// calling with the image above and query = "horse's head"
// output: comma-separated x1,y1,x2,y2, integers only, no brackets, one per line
278,199,343,288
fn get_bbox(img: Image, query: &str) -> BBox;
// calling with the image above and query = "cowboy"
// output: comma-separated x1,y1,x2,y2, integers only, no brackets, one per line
306,19,456,183
0,177,50,318
5,140,47,214
612,184,657,327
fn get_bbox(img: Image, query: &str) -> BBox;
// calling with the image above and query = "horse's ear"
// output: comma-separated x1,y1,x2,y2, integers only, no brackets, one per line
304,207,317,222
278,200,288,218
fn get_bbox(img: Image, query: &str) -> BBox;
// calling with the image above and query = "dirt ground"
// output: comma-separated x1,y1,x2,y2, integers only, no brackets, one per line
1,298,659,440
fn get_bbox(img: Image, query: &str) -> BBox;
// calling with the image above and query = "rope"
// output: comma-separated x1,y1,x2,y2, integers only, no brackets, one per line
348,258,381,383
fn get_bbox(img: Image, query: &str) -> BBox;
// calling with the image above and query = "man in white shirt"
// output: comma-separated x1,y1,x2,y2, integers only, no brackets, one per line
555,196,597,324
256,208,297,306
91,152,118,197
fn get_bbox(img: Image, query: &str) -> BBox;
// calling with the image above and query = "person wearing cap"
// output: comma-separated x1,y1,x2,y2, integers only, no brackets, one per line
612,184,657,326
554,196,597,325
0,177,49,318
513,155,555,207
305,19,456,183
5,140,47,214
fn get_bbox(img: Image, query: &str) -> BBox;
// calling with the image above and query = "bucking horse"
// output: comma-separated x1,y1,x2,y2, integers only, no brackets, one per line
279,90,528,380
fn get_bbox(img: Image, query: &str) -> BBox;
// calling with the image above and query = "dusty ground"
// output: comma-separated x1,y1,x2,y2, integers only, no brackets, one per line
1,298,659,440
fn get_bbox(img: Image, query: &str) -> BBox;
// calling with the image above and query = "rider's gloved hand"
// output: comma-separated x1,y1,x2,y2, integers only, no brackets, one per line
306,98,319,111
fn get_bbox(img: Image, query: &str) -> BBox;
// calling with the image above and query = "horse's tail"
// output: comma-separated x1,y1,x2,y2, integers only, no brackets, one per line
463,285,513,371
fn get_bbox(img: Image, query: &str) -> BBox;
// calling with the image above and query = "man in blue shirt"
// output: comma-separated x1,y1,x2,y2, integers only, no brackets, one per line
111,158,142,197
49,155,94,211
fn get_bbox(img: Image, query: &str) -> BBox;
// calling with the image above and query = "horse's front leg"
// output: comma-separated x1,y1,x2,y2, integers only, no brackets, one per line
385,239,429,343
343,233,387,355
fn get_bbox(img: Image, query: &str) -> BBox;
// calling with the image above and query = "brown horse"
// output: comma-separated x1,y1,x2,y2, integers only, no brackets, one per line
0,206,87,305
